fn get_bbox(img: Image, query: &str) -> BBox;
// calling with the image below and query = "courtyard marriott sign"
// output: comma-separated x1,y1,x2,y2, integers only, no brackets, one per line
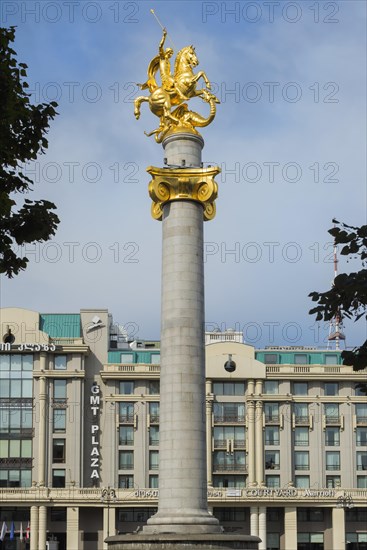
134,489,336,499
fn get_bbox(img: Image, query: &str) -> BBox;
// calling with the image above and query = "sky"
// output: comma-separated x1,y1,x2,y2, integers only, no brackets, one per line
0,0,366,349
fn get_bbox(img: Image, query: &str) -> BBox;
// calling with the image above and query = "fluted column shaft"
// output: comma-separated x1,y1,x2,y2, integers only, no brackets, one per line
38,505,47,550
30,506,39,550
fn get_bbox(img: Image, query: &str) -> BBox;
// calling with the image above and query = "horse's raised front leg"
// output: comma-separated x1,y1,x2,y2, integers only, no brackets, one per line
134,96,149,120
194,71,211,90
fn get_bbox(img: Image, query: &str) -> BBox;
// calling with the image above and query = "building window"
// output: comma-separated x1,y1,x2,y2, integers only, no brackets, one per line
324,382,339,395
149,450,159,470
264,381,279,395
149,426,159,446
264,354,277,364
54,379,67,400
294,403,308,423
297,533,323,548
150,354,160,365
326,475,341,488
149,402,160,423
346,533,367,546
50,508,67,522
119,381,134,395
265,450,280,470
267,508,281,522
298,508,324,522
324,403,340,423
325,354,338,365
52,439,66,463
357,451,367,471
356,427,367,447
213,508,246,522
264,403,279,423
213,475,245,488
267,533,280,550
120,353,134,363
119,402,135,423
294,354,308,365
119,451,134,470
345,508,367,523
52,469,65,488
357,476,367,488
213,426,245,448
117,508,157,523
148,380,160,395
119,426,134,446
356,403,367,422
213,382,246,396
266,475,280,488
213,402,245,423
326,451,340,470
294,451,309,470
265,426,280,446
0,469,31,487
149,475,159,488
54,355,67,370
294,427,309,446
293,382,308,395
355,385,366,396
53,409,66,433
294,476,310,488
325,427,340,446
213,451,246,471
119,475,134,488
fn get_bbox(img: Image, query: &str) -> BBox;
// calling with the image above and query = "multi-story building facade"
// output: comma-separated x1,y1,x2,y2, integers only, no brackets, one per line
0,307,366,550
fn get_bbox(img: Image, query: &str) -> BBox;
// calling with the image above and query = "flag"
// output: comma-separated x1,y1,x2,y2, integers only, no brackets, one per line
10,521,15,540
20,522,24,541
26,521,30,540
0,521,7,541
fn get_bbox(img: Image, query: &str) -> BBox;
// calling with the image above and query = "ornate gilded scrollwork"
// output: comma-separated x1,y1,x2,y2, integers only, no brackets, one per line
147,166,220,221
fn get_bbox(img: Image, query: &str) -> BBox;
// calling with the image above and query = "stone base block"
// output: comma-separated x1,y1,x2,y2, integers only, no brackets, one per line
106,533,260,550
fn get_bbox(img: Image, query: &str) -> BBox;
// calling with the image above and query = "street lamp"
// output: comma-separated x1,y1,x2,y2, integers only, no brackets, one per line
336,491,354,509
100,486,117,537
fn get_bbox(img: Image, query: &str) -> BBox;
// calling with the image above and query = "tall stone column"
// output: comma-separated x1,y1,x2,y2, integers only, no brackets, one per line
67,507,79,550
255,401,264,486
332,507,345,550
247,401,256,486
284,507,297,550
38,505,47,550
145,133,220,534
30,506,39,550
258,507,266,550
206,381,214,487
250,507,259,537
38,352,47,486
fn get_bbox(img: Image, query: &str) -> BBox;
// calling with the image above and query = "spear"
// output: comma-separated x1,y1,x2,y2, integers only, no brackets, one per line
150,9,176,50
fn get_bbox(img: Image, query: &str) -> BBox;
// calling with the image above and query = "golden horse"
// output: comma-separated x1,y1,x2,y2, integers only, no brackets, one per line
134,45,216,134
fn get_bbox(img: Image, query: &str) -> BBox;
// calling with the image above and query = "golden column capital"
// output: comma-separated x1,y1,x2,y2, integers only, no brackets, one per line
147,165,220,221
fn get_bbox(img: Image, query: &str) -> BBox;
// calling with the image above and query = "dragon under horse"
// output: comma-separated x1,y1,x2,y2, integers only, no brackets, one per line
134,28,219,142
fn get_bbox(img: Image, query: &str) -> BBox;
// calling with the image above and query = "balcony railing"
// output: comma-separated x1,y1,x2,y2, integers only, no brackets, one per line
119,415,135,424
265,463,280,470
149,464,159,470
357,417,367,425
149,439,159,446
213,464,246,472
149,415,160,424
119,463,134,470
119,439,134,446
326,464,340,470
265,416,280,424
295,416,309,425
265,439,280,446
214,415,245,424
356,465,367,471
294,465,310,470
213,440,246,448
325,416,341,424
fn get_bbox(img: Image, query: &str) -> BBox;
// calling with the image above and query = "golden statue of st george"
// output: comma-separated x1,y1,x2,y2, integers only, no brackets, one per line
134,28,220,143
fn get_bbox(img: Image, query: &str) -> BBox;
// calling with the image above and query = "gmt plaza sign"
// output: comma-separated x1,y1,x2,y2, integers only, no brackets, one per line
90,384,101,480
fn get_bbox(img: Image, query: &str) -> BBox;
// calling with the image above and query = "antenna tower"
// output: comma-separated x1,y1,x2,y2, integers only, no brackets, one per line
327,239,346,350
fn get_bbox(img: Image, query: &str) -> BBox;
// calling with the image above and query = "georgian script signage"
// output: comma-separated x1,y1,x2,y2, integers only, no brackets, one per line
208,489,336,499
90,384,101,480
130,489,337,499
0,342,56,352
